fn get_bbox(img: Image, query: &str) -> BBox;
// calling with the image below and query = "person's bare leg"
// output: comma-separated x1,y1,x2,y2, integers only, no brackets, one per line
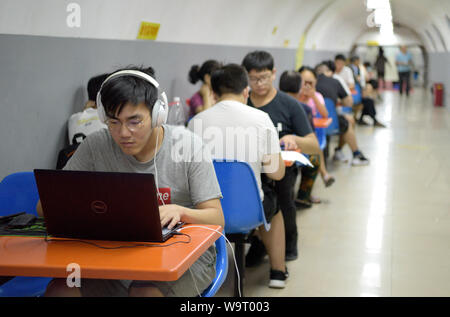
319,151,328,178
44,278,81,297
319,150,334,186
343,123,359,152
345,114,355,129
259,212,285,272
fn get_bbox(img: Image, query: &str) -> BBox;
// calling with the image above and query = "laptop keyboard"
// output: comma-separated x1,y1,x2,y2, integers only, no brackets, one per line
162,222,184,237
162,226,171,236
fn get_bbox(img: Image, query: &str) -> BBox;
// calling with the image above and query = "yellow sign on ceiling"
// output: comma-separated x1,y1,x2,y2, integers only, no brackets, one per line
137,22,160,40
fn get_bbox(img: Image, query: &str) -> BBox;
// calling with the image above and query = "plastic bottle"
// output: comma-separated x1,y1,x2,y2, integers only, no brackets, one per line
167,97,181,125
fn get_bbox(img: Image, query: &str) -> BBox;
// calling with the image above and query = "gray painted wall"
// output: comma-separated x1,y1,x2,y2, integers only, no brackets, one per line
1,34,318,180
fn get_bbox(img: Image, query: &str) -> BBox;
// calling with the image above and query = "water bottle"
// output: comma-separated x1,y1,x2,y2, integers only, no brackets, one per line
167,97,181,125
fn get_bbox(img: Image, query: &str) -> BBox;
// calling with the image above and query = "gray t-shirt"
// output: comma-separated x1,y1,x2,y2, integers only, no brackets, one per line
64,124,222,207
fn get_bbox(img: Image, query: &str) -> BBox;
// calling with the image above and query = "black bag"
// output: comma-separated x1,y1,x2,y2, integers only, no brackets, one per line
56,133,86,169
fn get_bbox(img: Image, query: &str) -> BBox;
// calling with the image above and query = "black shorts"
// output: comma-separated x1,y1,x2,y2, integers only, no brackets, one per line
338,114,349,134
261,174,279,223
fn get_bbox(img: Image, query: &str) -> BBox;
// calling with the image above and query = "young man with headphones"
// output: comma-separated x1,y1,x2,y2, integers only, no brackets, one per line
37,67,224,297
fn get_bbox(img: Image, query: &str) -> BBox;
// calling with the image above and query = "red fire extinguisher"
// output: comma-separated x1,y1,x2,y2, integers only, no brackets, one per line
433,83,444,107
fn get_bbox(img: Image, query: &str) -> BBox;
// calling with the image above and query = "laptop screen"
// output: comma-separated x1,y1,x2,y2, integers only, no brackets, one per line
34,169,172,242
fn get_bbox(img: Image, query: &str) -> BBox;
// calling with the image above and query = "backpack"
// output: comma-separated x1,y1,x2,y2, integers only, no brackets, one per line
56,133,86,169
67,108,106,145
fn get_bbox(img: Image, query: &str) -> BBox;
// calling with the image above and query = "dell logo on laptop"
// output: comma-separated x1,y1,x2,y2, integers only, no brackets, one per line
91,200,108,214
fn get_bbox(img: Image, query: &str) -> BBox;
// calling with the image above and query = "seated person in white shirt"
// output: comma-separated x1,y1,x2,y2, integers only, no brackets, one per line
335,54,355,90
187,64,288,289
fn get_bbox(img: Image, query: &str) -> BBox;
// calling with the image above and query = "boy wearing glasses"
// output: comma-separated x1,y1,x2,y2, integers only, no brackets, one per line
242,51,320,262
37,67,224,297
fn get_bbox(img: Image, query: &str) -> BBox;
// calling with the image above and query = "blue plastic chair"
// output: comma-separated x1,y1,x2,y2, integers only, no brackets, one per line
341,106,353,114
212,159,269,297
201,235,228,297
213,160,270,234
315,126,327,151
324,98,340,136
352,83,362,105
0,172,40,217
322,98,341,162
0,171,51,297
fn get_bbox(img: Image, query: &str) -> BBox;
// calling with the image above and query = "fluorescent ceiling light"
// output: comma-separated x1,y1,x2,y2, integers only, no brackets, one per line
366,0,390,10
374,7,392,25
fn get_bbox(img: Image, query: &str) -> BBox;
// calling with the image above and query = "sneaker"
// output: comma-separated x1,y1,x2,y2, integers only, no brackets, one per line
332,148,348,162
374,120,386,128
245,236,267,267
351,153,370,166
294,198,312,209
357,118,369,126
269,268,288,289
309,195,322,204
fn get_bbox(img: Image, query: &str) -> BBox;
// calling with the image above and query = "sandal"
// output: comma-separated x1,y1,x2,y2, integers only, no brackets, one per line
309,195,322,204
295,198,312,208
322,174,335,187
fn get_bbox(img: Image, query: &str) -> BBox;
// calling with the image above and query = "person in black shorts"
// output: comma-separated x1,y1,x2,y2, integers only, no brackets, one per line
243,51,320,262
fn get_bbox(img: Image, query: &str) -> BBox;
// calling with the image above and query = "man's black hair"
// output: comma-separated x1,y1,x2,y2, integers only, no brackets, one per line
324,60,336,73
314,62,330,75
211,64,249,97
279,70,302,94
298,66,317,78
242,51,274,72
100,66,158,118
335,54,346,61
350,55,360,63
87,73,109,101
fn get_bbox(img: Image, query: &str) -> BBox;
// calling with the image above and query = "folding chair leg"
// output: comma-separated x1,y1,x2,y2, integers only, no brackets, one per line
234,241,245,297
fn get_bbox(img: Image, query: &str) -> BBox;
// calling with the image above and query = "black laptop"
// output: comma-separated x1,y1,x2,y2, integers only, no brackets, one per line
34,169,181,242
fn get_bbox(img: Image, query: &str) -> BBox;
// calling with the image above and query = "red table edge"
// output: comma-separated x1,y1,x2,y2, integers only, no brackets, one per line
313,117,332,128
0,225,223,282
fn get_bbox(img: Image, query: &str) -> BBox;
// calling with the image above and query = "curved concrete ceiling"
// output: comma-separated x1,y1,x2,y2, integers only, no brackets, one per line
391,0,450,51
305,0,450,52
0,0,448,52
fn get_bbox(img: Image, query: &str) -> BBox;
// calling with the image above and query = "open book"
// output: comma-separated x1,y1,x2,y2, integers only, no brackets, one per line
281,151,313,167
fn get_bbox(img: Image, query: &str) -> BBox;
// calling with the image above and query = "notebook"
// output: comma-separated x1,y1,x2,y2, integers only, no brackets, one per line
34,169,181,242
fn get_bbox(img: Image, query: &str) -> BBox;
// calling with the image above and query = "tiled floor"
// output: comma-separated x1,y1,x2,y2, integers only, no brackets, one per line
217,88,450,297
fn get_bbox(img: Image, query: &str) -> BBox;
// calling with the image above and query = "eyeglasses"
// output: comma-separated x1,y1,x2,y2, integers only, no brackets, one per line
249,73,273,84
106,115,150,133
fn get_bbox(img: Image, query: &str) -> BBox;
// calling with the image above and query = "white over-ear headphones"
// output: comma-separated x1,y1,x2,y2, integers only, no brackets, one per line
96,70,168,128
